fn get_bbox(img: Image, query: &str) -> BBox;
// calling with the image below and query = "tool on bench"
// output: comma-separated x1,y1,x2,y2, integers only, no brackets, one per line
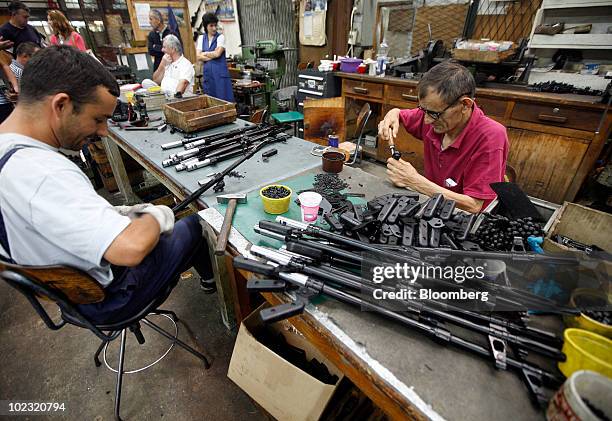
215,193,248,255
262,148,278,162
389,144,401,160
171,137,280,213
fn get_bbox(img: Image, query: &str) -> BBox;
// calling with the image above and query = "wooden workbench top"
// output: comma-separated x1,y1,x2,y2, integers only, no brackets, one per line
336,72,609,110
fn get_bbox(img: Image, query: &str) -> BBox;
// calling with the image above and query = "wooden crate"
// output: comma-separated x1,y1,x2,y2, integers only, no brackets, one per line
451,48,515,64
544,202,612,253
163,95,236,133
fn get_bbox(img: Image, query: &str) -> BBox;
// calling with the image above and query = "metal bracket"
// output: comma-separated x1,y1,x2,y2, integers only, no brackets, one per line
488,334,508,370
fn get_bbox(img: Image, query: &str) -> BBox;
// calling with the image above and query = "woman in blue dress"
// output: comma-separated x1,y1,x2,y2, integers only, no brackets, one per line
196,13,234,102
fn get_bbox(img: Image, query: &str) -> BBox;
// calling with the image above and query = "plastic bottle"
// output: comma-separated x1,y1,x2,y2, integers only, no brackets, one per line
376,42,389,75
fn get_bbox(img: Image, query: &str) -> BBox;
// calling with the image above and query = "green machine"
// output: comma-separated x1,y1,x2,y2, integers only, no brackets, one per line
239,40,295,113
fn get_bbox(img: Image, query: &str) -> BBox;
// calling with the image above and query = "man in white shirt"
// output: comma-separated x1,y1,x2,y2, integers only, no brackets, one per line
151,34,194,98
0,46,214,324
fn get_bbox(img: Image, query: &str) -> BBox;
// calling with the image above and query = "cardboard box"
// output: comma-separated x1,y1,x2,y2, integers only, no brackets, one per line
544,202,612,253
227,304,343,421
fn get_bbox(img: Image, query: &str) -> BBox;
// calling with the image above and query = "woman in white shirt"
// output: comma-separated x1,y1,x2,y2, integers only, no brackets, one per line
151,34,194,98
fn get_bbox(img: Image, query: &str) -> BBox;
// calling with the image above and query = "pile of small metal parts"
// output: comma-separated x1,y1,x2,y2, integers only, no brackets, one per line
473,215,544,252
299,174,354,213
261,185,291,199
582,311,611,326
530,81,604,97
321,192,479,251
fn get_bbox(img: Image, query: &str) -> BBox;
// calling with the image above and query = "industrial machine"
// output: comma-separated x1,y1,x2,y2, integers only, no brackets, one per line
233,40,296,114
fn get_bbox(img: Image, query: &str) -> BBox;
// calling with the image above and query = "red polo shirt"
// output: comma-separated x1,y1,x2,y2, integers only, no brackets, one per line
399,104,508,210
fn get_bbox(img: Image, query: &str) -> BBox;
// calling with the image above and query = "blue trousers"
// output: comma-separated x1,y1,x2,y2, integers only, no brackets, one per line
78,215,213,324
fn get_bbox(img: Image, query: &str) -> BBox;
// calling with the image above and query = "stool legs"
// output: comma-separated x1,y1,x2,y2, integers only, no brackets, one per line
114,329,127,421
94,339,108,367
151,309,178,322
142,318,210,368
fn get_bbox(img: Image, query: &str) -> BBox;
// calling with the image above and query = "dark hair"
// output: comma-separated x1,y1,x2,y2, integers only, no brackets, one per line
202,12,218,29
149,9,163,22
15,42,38,58
8,1,29,15
20,46,119,111
417,61,475,105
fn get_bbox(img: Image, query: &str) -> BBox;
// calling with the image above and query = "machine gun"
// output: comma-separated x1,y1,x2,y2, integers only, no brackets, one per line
233,253,565,407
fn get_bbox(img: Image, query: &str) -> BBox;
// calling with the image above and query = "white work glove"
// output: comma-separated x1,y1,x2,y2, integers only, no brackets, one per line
135,205,175,235
114,203,153,217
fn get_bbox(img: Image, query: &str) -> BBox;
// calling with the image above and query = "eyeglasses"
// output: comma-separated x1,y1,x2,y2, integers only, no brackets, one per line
418,92,472,121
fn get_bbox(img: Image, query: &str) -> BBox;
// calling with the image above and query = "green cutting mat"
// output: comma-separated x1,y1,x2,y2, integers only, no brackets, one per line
214,174,366,249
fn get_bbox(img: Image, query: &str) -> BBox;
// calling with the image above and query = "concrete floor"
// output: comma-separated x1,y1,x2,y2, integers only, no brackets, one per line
0,271,266,421
0,159,390,421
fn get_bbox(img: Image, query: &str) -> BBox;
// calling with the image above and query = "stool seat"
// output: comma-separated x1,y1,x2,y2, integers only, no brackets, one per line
271,111,304,137
271,111,304,123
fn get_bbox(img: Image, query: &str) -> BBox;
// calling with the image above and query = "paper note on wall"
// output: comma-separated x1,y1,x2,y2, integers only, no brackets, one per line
135,53,149,70
312,11,324,39
304,13,313,38
135,3,151,29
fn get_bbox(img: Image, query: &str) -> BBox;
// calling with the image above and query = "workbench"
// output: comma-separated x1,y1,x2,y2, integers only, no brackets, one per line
198,166,553,421
105,115,322,327
105,118,552,420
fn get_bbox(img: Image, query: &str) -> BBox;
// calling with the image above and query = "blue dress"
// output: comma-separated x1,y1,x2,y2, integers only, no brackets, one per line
201,33,235,102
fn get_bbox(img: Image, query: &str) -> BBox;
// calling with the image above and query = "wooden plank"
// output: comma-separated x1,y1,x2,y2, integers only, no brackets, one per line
507,129,589,203
0,262,105,304
303,97,347,145
102,136,141,204
509,120,593,141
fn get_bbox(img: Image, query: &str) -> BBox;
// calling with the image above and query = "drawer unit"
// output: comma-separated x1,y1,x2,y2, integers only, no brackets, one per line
343,79,384,99
297,70,341,98
386,85,418,104
475,97,507,118
511,103,601,132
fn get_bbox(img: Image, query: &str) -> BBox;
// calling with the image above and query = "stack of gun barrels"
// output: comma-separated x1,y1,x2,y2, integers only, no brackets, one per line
234,195,581,406
161,124,289,173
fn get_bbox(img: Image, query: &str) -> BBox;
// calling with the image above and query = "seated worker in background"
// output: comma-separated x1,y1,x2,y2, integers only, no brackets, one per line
0,42,39,123
47,10,86,51
0,1,44,56
196,13,234,102
0,46,215,324
147,35,194,98
378,61,508,213
147,9,182,72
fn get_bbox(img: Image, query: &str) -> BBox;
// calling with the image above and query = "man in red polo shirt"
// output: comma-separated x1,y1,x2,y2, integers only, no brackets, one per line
378,61,508,213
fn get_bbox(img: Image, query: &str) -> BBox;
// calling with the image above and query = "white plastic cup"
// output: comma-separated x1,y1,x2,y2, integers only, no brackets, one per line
298,192,323,223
